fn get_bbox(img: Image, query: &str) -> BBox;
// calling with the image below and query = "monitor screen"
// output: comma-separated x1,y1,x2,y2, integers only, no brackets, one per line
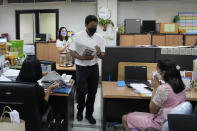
40,60,56,71
125,66,147,82
142,20,156,33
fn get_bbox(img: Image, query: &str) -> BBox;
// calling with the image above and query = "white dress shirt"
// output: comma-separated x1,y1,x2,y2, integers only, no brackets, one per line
69,31,105,66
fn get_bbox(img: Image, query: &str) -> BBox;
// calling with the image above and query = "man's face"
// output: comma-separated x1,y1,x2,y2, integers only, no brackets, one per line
86,21,98,34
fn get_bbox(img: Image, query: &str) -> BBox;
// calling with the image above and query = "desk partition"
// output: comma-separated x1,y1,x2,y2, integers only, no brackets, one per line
102,47,195,81
102,47,155,81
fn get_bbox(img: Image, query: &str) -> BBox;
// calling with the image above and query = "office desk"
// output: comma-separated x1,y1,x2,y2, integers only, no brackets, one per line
48,80,75,131
56,63,76,71
102,81,197,131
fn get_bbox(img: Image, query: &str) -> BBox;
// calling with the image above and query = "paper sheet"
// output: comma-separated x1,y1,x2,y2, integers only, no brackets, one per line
3,69,20,77
130,83,152,96
0,75,11,81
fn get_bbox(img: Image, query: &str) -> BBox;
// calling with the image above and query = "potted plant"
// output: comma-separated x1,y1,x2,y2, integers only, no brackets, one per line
98,18,114,31
173,15,180,23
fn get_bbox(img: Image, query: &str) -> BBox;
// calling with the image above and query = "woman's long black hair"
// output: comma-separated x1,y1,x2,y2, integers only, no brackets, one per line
17,56,42,83
157,59,185,94
58,27,68,41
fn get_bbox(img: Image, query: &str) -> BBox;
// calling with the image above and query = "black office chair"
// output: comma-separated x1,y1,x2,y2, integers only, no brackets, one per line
167,104,197,131
168,114,197,131
0,82,53,131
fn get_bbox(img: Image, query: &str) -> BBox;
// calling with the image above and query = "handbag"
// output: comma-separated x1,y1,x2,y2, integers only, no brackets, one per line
0,106,25,131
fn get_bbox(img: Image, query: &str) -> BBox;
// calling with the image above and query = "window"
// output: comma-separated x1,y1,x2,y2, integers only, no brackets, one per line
16,9,59,44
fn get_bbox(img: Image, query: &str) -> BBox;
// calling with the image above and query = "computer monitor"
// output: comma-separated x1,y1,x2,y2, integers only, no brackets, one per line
142,20,156,33
124,19,141,34
40,60,56,71
124,66,147,83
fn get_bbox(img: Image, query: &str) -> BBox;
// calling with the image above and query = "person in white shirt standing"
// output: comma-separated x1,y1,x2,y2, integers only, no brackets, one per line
56,27,70,53
69,15,105,124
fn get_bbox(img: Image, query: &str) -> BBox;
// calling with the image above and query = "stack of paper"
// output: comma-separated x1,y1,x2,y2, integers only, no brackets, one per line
130,83,152,97
62,74,72,83
0,75,11,81
75,42,96,56
3,69,20,77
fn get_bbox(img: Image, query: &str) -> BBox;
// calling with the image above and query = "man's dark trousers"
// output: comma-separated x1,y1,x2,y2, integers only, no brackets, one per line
76,64,99,117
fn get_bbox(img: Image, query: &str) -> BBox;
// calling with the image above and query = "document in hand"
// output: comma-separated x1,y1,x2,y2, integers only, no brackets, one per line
75,42,96,56
130,83,152,97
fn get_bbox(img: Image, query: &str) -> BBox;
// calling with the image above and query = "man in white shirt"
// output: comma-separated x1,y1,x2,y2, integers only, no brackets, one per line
69,15,105,124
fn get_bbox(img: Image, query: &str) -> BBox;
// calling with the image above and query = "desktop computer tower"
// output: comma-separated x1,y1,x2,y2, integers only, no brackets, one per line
124,19,141,34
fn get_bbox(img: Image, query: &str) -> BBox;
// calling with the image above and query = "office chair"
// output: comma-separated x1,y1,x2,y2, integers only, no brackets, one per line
145,101,193,131
167,103,197,131
168,114,197,131
0,81,53,131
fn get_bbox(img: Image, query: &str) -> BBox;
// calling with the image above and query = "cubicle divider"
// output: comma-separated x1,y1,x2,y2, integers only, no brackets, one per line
102,47,196,81
102,47,155,81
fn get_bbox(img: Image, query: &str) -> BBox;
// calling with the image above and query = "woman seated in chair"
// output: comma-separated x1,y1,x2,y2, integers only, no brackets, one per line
122,59,186,131
16,56,59,114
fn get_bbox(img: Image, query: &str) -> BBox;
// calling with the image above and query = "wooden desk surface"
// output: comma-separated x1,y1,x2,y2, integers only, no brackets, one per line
102,81,151,99
102,81,197,101
56,63,76,71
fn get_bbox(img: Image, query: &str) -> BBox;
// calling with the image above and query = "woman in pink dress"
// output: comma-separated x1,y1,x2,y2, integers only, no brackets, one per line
122,59,186,131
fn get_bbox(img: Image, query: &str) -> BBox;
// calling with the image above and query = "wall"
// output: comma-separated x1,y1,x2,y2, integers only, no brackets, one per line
2,1,197,40
118,1,197,25
97,0,117,47
0,2,96,40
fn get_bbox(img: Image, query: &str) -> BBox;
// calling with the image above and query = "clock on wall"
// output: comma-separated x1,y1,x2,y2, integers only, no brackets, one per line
98,7,111,20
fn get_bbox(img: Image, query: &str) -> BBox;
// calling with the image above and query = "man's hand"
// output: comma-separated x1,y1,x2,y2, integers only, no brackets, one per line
95,45,101,56
70,50,94,60
80,54,94,60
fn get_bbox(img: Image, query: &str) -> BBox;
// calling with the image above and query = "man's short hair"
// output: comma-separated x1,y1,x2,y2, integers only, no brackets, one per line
85,15,98,25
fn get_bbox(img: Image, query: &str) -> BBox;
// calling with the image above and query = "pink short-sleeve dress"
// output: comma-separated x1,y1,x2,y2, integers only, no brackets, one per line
127,83,186,131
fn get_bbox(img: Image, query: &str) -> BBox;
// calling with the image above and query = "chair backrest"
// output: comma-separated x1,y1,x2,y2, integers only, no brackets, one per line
168,114,197,131
0,81,42,131
162,101,193,131
169,101,193,115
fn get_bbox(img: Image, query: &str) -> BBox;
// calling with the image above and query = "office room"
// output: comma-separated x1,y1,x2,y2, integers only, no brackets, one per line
0,0,197,131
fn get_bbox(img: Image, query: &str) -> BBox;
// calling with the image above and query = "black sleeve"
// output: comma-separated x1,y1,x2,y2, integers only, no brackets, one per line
36,84,48,116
